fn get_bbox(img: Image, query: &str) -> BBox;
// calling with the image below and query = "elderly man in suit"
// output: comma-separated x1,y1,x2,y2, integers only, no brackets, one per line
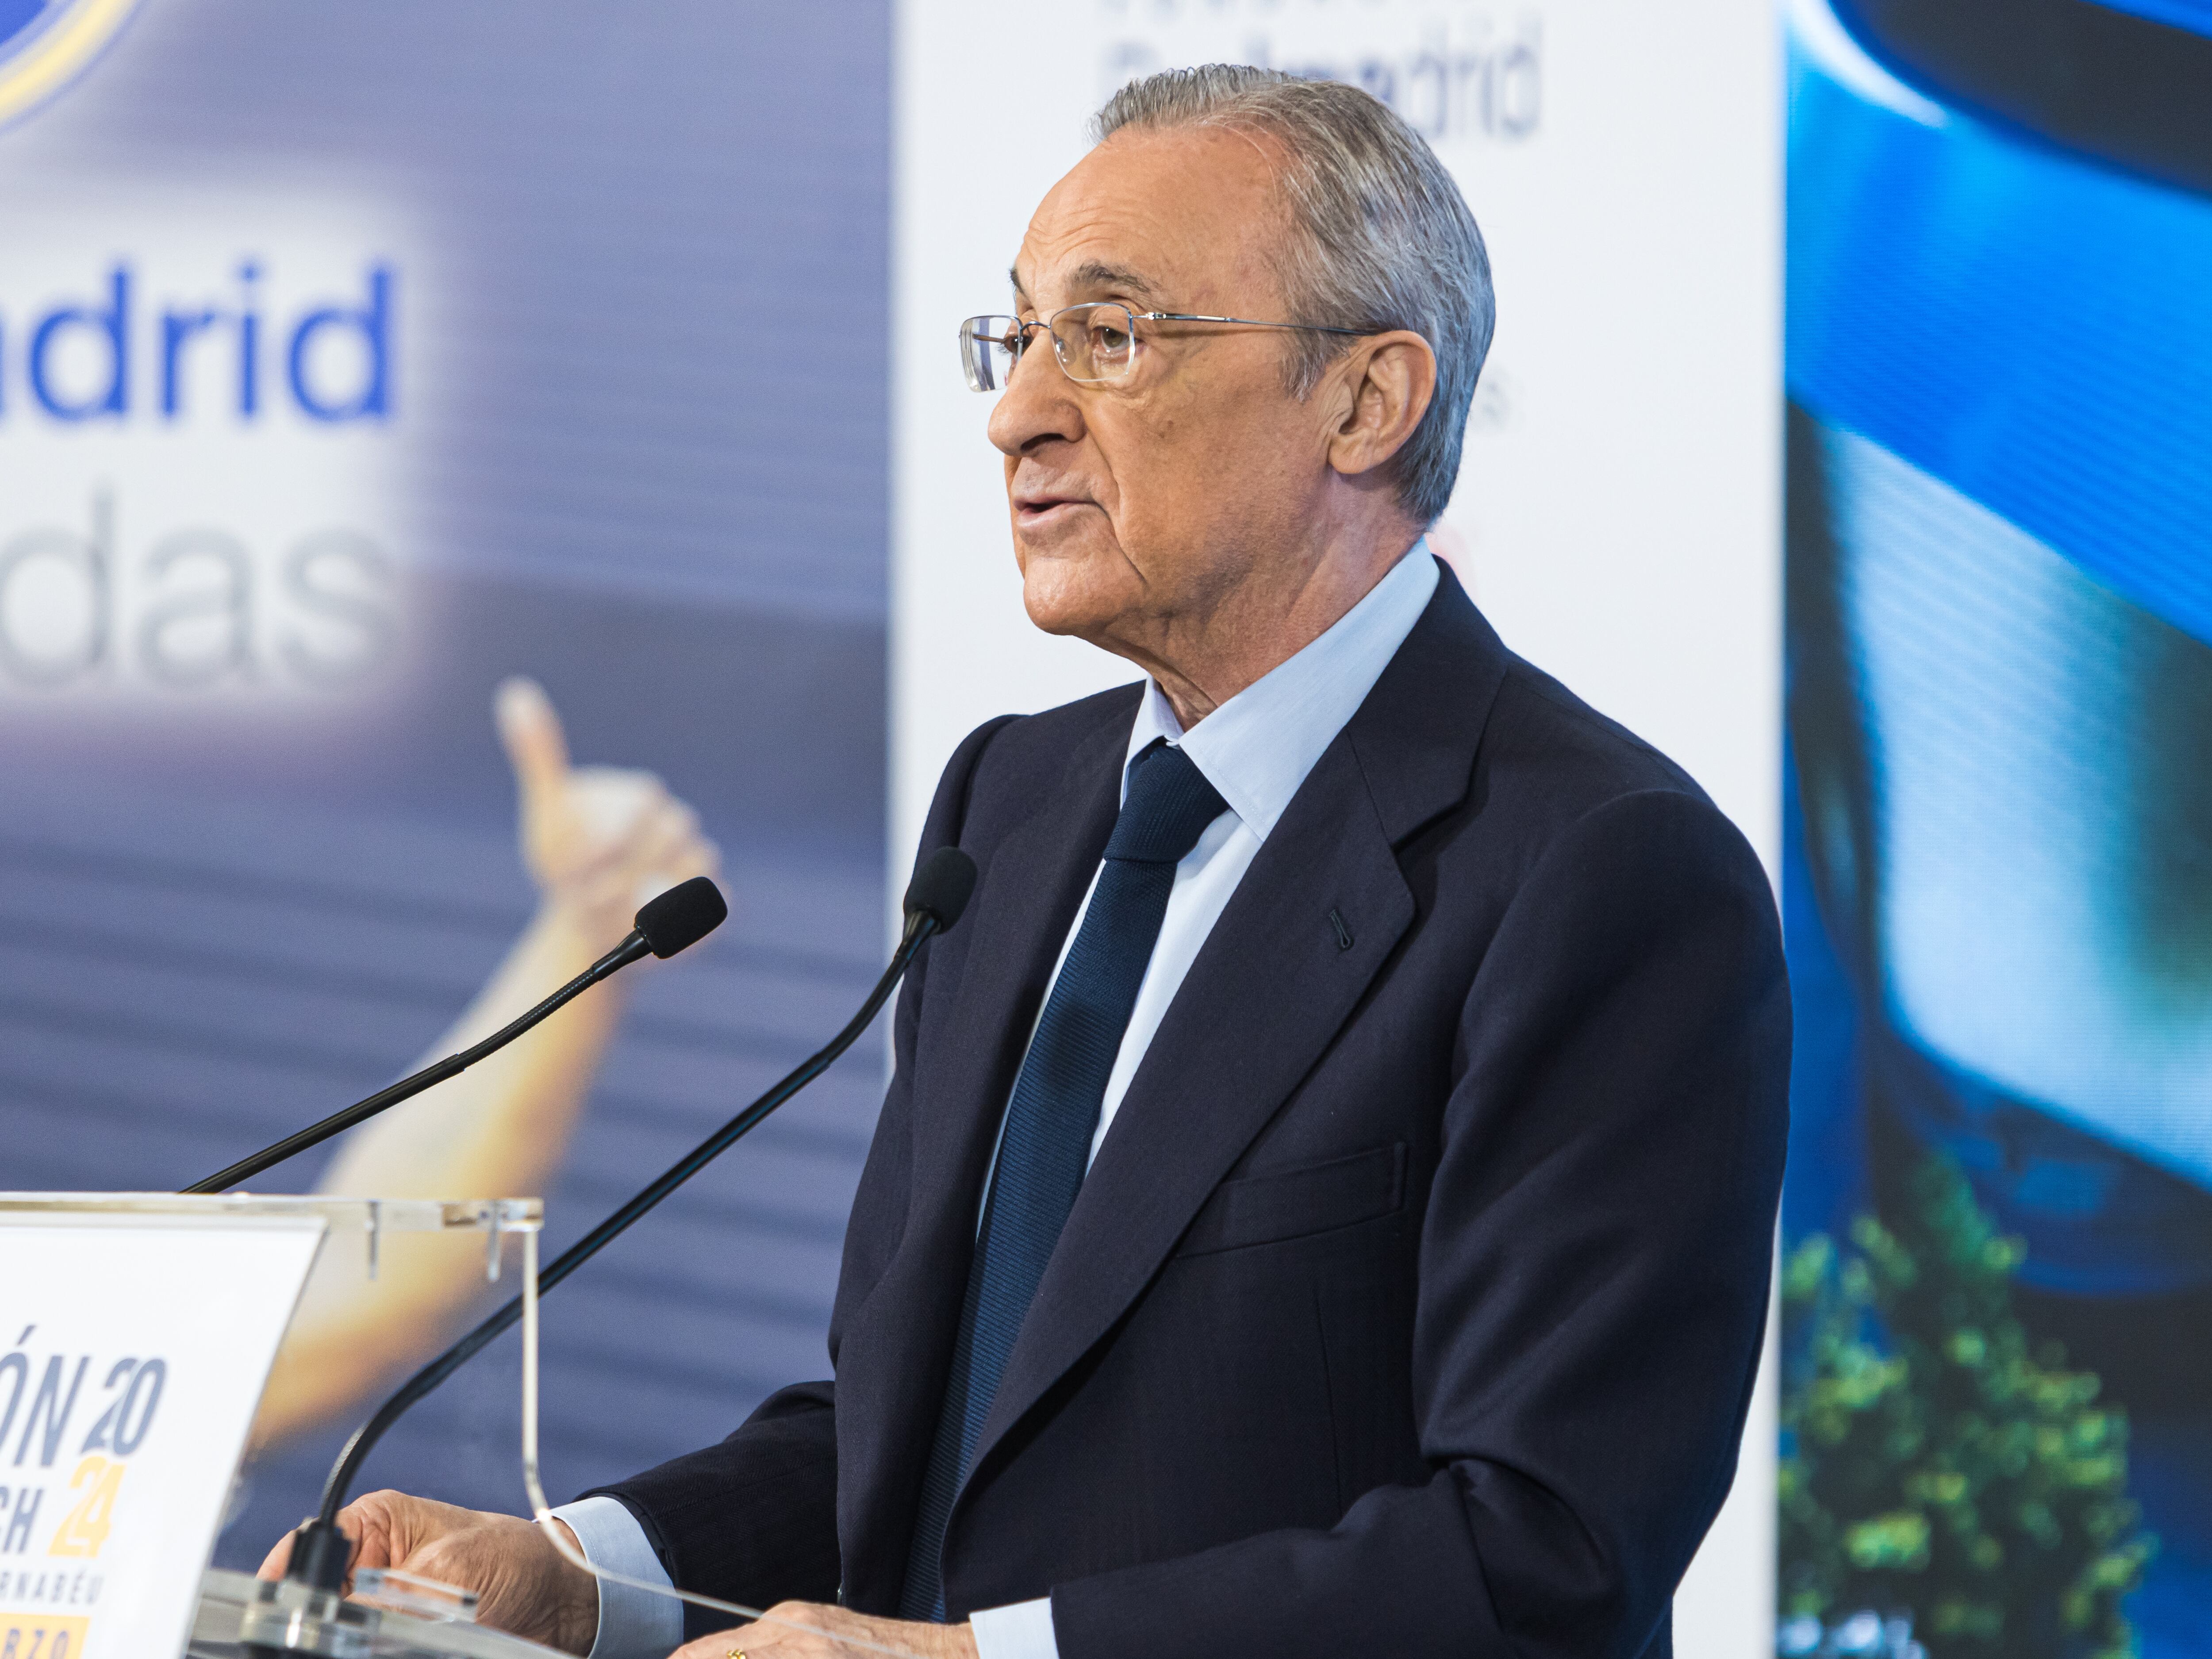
280,65,1788,1659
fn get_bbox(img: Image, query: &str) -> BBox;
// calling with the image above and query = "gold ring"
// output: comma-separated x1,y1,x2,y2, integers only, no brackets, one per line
727,1650,745,1659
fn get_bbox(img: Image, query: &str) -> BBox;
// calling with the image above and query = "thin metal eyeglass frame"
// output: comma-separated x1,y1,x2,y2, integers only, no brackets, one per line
959,303,1370,391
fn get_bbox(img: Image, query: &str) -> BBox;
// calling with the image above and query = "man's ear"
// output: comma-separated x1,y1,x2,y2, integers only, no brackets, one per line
1324,330,1437,480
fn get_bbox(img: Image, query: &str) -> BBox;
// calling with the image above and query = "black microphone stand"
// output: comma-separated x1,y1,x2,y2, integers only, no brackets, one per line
267,853,971,1606
185,939,648,1197
185,878,725,1195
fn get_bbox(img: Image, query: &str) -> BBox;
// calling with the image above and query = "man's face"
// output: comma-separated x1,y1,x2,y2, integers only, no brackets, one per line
992,126,1345,660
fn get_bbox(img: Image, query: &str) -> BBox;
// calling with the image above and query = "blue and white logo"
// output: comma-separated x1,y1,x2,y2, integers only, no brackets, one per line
0,0,144,129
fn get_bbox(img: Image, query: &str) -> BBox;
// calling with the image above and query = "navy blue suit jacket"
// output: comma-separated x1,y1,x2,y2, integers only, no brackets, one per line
596,566,1790,1659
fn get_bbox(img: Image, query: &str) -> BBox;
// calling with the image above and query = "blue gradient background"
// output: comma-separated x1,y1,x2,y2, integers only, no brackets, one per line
1784,5,2212,1647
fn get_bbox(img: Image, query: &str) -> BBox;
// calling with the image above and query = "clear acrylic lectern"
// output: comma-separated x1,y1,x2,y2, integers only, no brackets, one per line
0,1192,548,1659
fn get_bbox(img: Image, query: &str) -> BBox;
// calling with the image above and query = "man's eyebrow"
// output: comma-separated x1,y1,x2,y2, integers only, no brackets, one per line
1007,260,1166,307
1070,260,1162,300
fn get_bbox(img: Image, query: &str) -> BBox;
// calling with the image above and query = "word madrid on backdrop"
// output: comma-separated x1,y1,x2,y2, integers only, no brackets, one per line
0,257,400,696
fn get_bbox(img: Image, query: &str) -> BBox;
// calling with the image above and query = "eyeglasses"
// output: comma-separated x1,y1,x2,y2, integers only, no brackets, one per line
958,302,1369,392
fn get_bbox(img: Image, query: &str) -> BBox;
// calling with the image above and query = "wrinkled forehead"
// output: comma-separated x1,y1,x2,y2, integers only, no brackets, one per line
1009,126,1290,316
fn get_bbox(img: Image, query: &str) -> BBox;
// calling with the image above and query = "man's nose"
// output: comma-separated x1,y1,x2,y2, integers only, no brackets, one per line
987,333,1084,458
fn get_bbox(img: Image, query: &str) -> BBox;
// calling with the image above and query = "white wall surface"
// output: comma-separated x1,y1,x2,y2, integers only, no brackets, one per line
891,2,1781,1650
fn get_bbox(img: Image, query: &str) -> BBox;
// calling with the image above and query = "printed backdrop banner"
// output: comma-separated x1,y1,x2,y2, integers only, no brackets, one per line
891,2,1783,1654
0,0,895,1582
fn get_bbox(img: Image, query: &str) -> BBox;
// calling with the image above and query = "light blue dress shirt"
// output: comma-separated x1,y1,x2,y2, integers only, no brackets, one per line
550,547,1440,1659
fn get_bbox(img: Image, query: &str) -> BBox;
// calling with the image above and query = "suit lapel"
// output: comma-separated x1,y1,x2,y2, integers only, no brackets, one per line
836,699,1130,1600
906,711,1128,1247
958,737,1413,1491
957,568,1514,1494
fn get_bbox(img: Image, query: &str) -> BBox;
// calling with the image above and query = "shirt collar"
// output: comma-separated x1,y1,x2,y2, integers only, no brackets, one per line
1123,545,1441,841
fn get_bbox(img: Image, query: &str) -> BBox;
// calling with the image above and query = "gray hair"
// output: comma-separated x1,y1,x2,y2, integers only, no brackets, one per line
1092,65,1494,528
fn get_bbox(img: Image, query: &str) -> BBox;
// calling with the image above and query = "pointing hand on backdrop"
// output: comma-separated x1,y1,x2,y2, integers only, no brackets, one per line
497,674,721,953
249,680,727,1448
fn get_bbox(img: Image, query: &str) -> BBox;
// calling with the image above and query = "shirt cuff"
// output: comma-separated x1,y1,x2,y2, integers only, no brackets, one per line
969,1597,1058,1659
546,1494,685,1659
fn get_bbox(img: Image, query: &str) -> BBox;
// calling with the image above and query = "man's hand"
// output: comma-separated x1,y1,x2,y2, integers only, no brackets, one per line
257,1491,600,1657
671,1604,977,1659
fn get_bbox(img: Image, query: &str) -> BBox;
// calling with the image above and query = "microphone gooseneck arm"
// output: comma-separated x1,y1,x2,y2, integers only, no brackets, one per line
185,876,728,1197
288,902,949,1580
183,935,651,1197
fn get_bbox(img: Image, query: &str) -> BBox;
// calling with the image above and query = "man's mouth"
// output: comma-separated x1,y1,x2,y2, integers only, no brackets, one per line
1013,494,1094,526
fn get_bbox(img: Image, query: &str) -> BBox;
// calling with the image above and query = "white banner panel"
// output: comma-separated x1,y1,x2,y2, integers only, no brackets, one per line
0,1215,323,1659
892,3,1779,1651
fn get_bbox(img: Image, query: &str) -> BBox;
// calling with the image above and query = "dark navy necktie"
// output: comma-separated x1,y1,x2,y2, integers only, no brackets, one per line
899,739,1228,1620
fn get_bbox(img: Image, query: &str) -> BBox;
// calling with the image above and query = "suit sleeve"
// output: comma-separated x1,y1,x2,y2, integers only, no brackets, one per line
585,714,1021,1635
1049,787,1791,1659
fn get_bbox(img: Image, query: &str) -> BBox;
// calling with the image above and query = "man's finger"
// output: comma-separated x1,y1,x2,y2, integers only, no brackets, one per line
256,1531,294,1580
328,1501,402,1575
261,1513,367,1584
497,676,572,810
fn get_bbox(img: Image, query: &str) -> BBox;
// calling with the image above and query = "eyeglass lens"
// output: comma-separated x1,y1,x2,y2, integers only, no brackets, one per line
960,316,1019,392
958,304,1141,392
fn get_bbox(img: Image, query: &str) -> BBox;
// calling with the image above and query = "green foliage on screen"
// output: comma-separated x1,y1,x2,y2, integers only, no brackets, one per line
1778,1157,2156,1659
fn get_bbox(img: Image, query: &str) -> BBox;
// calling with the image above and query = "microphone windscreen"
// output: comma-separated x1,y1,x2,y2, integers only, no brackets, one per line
635,876,728,959
903,847,978,932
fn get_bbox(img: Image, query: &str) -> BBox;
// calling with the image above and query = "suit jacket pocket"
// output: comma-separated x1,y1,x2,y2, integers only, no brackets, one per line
1174,1143,1407,1257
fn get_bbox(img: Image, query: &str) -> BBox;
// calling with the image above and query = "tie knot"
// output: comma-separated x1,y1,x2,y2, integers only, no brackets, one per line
1105,741,1228,866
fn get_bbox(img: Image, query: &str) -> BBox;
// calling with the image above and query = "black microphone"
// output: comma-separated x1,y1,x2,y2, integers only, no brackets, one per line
186,877,728,1196
265,847,979,1603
